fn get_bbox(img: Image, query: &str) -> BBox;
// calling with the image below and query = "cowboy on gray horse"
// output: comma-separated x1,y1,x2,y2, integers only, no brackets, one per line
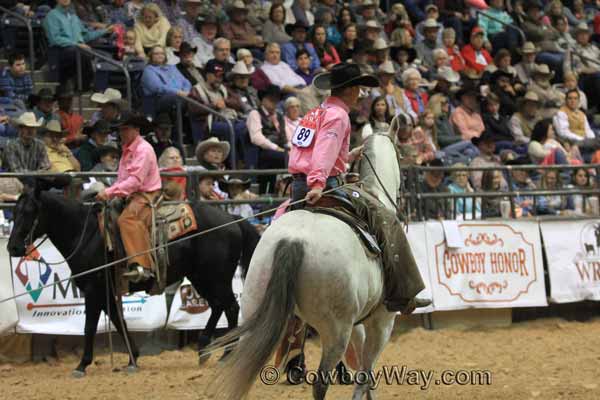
288,62,430,313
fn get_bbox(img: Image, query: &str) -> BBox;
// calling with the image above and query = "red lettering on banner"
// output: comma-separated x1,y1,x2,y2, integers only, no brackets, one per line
443,252,486,279
490,249,529,276
574,261,600,282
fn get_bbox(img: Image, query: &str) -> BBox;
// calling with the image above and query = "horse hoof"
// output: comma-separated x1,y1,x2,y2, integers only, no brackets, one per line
72,370,85,379
126,365,139,374
198,352,211,366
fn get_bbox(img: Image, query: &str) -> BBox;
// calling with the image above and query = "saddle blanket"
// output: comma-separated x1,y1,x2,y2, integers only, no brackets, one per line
157,203,198,242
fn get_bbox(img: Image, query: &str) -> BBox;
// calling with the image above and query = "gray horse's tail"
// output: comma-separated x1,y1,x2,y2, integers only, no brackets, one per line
205,238,304,400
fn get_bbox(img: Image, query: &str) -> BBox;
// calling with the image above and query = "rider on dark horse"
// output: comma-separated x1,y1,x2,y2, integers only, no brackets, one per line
288,62,431,314
95,111,161,283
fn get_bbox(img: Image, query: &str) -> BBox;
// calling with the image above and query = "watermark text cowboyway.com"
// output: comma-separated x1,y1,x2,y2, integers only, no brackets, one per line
259,364,492,390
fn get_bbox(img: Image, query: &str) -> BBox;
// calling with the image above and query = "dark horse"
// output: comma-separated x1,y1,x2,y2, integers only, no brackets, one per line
7,186,259,377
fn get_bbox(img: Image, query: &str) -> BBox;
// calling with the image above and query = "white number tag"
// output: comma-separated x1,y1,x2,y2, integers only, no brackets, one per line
292,125,316,148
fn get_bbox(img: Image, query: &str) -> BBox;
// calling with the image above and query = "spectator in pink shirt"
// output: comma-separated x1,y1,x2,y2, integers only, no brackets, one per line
450,86,484,141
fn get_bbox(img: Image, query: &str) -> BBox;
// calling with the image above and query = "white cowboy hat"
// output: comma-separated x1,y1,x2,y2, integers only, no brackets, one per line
43,119,67,135
229,61,252,76
437,66,460,83
90,88,122,104
14,112,43,128
422,18,440,30
372,38,389,51
377,60,395,75
195,137,231,162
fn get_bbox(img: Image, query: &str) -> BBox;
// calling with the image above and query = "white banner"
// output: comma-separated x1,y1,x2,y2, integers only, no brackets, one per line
406,223,434,314
167,268,244,330
425,221,547,310
10,240,167,335
540,220,600,303
0,238,18,336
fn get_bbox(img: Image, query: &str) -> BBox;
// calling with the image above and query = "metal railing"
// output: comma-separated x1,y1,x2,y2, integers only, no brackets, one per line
75,46,132,110
475,10,526,44
401,163,600,221
0,6,35,88
177,96,237,169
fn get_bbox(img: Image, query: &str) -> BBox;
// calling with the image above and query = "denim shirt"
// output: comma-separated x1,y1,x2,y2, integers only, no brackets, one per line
43,5,107,47
141,64,192,97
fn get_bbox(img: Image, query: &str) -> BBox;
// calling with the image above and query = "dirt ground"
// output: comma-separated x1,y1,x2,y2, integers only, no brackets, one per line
1,317,599,400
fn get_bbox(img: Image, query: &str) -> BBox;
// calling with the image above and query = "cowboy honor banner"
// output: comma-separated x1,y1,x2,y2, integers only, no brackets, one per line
167,268,244,330
10,240,167,335
0,239,18,335
540,220,600,303
424,221,547,310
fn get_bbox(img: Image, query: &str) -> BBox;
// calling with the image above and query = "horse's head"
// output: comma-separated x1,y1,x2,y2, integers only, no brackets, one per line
8,183,46,257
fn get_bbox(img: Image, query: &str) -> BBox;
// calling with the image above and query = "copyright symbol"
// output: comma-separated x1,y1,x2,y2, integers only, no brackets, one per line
260,365,280,385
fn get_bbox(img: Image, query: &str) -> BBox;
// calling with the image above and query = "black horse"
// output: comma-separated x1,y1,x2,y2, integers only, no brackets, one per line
7,186,259,377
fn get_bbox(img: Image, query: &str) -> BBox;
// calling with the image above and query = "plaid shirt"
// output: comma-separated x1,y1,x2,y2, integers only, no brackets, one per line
3,137,50,173
0,67,33,104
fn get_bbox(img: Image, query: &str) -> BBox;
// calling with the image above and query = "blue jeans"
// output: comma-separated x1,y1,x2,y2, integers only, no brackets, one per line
291,175,346,209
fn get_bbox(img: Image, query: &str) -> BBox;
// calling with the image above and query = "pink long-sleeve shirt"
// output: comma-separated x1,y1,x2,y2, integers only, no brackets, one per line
105,135,162,198
288,96,350,190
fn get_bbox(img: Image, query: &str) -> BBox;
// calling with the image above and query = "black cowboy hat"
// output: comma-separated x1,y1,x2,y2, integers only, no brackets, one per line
490,69,513,82
505,156,531,166
313,62,379,91
471,130,500,146
218,176,251,193
196,14,218,30
285,21,310,36
91,120,111,135
258,84,282,101
390,45,417,64
455,84,480,102
153,113,173,129
96,144,120,159
114,111,151,130
36,88,55,101
175,41,197,57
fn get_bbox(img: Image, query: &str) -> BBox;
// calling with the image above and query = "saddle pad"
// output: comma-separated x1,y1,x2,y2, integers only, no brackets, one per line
158,203,198,241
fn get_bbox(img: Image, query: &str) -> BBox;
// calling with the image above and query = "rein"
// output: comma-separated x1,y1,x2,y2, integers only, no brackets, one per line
24,204,95,266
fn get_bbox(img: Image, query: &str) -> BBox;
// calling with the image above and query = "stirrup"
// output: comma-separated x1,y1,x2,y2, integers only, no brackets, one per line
122,265,154,283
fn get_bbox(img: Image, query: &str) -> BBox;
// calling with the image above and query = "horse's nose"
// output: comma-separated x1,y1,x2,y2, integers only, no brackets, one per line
7,244,25,257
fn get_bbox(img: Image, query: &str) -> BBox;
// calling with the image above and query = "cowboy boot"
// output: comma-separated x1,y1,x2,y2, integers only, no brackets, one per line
384,297,432,314
122,264,154,283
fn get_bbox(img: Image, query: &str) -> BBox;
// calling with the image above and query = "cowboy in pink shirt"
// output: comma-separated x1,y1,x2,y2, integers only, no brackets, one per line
288,63,376,206
96,111,162,282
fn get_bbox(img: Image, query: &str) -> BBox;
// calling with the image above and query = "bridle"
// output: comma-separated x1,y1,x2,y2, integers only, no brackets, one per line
20,198,95,265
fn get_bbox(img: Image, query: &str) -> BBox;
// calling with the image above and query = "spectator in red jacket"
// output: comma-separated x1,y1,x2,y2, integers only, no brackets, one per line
442,27,465,72
460,26,492,75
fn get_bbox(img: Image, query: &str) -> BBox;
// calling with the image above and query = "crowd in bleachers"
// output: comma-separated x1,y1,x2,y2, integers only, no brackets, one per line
1,0,600,221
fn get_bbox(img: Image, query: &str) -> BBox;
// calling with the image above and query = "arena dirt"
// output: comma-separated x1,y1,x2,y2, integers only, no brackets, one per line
1,317,599,400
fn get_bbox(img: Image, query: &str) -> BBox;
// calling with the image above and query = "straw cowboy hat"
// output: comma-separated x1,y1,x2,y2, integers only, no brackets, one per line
227,0,248,13
575,22,591,33
195,137,231,162
43,119,68,135
363,20,382,31
14,112,43,128
313,62,379,91
518,41,539,55
91,88,122,104
422,18,440,30
522,91,541,103
533,64,555,79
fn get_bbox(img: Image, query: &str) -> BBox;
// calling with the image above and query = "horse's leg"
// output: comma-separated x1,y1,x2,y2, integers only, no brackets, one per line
104,292,140,372
351,310,395,400
73,284,103,378
197,298,224,365
313,323,353,400
219,290,240,361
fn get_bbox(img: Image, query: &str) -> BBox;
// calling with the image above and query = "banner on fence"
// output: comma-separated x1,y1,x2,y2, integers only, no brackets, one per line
540,220,600,303
166,267,244,330
10,240,166,335
424,221,547,310
0,239,18,336
406,223,435,314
